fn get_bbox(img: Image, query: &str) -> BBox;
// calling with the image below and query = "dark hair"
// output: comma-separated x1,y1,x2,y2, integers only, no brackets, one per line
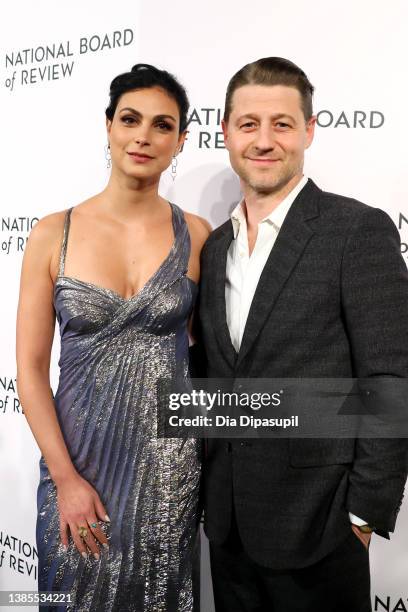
105,63,189,132
224,57,314,122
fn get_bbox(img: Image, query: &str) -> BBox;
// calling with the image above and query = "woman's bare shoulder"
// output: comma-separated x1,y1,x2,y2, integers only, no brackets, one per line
184,211,212,247
28,194,98,247
28,209,69,248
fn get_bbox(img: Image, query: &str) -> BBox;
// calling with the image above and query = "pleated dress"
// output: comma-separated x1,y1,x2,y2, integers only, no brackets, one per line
36,202,201,611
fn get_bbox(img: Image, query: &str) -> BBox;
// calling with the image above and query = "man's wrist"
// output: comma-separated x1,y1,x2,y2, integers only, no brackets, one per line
355,524,375,534
349,512,375,533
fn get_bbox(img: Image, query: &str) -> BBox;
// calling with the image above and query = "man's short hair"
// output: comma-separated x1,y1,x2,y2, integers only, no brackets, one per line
224,57,314,122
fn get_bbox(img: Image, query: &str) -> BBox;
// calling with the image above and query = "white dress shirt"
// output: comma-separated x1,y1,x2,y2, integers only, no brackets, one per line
224,175,367,528
226,176,308,353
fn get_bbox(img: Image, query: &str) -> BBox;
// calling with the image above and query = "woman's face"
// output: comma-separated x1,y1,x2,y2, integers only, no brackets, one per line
106,86,186,181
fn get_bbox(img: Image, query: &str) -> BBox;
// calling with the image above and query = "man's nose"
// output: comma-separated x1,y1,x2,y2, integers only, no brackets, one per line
253,125,275,151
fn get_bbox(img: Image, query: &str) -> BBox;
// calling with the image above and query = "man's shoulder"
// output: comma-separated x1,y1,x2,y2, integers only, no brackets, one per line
202,219,232,250
318,185,372,217
312,181,393,229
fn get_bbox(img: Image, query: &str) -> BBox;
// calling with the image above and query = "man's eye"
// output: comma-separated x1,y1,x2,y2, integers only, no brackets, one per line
240,122,256,129
276,122,290,129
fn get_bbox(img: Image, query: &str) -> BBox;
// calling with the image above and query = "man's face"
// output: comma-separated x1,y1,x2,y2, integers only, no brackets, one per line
222,84,315,195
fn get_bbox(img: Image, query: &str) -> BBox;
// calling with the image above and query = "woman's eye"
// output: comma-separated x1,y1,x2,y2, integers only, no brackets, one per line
156,121,173,131
121,116,137,125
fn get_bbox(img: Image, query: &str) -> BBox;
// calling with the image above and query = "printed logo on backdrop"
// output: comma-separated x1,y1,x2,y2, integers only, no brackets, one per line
0,531,37,581
3,28,134,91
1,217,38,255
399,212,408,263
374,594,408,611
0,376,22,414
187,107,225,149
316,110,384,128
186,107,385,149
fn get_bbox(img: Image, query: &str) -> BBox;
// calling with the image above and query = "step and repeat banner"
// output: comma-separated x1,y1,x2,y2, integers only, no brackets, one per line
1,1,407,611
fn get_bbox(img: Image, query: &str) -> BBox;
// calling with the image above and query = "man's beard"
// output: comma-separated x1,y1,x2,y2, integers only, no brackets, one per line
240,163,297,196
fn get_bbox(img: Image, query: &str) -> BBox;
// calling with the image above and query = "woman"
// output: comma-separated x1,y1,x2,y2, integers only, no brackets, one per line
16,63,211,611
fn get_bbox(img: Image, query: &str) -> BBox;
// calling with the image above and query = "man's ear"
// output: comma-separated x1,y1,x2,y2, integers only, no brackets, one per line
221,119,229,149
305,116,316,150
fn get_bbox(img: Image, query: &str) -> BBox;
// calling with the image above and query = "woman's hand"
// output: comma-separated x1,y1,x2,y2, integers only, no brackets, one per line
56,472,110,559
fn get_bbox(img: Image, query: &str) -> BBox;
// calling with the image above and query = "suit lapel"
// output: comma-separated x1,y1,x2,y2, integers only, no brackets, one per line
211,223,238,368
236,179,321,369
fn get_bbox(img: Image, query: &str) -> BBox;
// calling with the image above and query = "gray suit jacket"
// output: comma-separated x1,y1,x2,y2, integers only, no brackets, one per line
198,178,408,569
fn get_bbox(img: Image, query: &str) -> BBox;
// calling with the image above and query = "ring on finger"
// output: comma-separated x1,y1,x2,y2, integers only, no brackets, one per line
90,522,98,529
78,526,88,539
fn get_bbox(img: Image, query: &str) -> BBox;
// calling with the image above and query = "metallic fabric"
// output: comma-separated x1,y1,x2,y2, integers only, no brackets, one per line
36,203,201,611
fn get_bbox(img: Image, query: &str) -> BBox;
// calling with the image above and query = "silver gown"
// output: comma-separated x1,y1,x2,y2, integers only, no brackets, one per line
36,203,201,611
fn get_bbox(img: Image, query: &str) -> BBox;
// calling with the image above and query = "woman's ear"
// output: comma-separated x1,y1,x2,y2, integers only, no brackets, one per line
106,117,112,137
176,130,188,155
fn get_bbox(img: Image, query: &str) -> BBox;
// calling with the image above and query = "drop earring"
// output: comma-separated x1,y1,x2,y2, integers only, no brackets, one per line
171,156,178,181
105,143,111,169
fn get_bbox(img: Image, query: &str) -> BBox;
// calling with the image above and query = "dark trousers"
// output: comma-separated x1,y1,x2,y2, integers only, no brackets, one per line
209,508,371,612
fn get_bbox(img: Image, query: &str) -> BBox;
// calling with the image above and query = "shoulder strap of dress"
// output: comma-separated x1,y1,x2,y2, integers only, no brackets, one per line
58,207,73,277
169,202,190,275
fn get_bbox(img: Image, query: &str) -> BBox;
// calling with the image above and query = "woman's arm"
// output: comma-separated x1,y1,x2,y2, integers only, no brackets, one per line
185,212,211,348
16,212,76,484
184,211,212,287
16,213,108,558
185,213,211,377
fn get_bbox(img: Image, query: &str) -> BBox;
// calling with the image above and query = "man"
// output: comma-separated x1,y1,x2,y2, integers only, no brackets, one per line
198,57,408,611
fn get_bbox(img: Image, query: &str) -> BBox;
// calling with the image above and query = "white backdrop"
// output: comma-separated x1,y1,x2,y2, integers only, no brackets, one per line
1,1,407,611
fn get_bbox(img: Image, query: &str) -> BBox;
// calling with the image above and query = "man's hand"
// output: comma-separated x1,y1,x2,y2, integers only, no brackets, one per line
351,523,372,550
